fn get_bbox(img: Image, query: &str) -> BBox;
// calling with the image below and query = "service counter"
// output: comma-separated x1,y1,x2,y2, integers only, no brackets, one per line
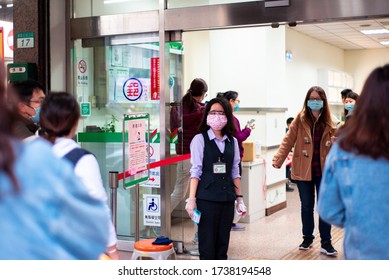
240,158,267,223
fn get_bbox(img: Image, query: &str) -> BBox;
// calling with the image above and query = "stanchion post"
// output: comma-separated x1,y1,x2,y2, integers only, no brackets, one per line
109,171,119,230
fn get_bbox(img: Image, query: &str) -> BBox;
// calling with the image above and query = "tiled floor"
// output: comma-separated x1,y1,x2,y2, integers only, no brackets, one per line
119,184,344,260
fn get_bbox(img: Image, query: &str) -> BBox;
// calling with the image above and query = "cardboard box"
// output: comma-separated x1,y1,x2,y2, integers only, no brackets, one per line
242,142,256,162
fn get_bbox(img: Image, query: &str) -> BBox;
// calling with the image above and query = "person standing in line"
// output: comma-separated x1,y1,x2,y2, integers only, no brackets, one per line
318,64,389,259
185,97,245,260
0,67,109,259
217,90,254,231
170,78,208,212
285,117,295,192
170,78,208,249
8,80,45,140
343,91,359,121
39,91,119,260
272,86,337,256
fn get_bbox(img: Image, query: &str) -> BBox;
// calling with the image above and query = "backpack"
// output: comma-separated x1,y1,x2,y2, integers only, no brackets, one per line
63,148,92,166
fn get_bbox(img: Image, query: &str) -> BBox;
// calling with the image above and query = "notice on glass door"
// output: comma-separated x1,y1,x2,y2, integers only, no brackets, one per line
128,119,147,175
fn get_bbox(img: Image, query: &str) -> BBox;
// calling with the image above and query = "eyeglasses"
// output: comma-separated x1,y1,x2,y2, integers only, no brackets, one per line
234,99,240,104
204,93,208,98
209,110,225,115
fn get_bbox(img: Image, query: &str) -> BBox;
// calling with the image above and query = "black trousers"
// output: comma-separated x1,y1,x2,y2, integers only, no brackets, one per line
197,199,234,260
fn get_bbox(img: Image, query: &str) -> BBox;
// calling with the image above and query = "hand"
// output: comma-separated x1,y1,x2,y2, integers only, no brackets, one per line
330,135,337,144
185,198,197,218
106,245,120,260
249,123,255,130
272,160,281,169
236,197,247,217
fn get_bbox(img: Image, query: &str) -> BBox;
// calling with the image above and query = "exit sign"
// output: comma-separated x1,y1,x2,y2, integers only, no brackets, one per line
16,32,35,49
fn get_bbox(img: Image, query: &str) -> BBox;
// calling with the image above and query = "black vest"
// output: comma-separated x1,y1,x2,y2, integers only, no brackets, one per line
196,132,236,202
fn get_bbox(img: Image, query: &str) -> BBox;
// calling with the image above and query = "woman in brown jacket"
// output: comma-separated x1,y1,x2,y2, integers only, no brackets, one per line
272,86,337,256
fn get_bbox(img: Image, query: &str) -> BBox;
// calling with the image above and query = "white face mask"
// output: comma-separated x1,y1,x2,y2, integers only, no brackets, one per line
207,114,227,131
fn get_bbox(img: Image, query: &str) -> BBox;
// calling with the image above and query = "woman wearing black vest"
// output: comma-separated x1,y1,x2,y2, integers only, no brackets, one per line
185,97,246,260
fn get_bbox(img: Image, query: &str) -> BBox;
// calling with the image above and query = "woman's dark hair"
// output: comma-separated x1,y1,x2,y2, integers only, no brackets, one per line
344,91,359,117
182,78,208,112
198,97,236,137
216,90,239,102
40,91,80,144
339,64,389,160
300,86,332,132
0,64,19,192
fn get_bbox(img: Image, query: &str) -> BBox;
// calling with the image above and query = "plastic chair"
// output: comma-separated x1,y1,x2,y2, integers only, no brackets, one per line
131,239,176,260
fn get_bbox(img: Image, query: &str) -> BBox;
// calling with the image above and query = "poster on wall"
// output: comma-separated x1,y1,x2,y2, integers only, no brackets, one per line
150,57,160,100
111,46,123,66
143,194,161,226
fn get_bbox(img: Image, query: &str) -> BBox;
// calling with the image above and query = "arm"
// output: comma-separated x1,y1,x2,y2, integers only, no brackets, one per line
317,144,346,227
272,116,299,168
186,134,204,217
233,117,251,144
76,155,119,258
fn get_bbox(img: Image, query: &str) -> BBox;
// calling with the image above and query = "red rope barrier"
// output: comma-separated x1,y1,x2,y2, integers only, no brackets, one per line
118,154,190,181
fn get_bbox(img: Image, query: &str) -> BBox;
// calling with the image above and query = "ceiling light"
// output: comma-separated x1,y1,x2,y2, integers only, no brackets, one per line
380,41,389,45
6,4,13,8
360,29,389,35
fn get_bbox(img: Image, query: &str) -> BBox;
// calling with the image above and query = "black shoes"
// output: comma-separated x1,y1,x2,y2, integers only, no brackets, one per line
299,238,313,250
299,238,338,256
320,242,338,256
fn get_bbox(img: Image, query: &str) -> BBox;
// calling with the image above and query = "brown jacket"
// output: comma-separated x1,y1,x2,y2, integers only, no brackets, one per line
273,113,335,181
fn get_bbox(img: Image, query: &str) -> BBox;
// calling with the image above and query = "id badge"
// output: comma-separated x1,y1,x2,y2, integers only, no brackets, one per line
213,162,226,174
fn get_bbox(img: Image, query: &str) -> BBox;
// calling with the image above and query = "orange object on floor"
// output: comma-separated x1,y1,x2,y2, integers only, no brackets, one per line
132,239,176,260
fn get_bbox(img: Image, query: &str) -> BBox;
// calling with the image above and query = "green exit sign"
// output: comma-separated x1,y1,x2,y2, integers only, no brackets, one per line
16,32,35,49
80,102,91,117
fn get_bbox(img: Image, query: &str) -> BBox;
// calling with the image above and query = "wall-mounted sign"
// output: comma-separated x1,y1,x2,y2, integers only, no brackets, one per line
16,32,34,49
77,58,89,87
143,194,161,226
80,102,91,117
150,58,160,100
123,77,143,101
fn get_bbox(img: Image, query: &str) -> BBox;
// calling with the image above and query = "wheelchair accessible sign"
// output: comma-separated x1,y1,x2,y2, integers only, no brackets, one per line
143,194,161,226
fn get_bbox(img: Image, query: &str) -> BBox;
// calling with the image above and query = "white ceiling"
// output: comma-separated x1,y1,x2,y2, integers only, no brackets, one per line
289,18,389,50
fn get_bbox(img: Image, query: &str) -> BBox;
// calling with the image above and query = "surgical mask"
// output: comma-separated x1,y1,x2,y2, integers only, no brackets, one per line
345,103,355,113
234,103,240,112
307,100,323,111
207,114,227,131
31,106,41,124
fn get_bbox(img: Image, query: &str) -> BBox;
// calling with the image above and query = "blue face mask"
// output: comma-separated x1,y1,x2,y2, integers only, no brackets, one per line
307,100,323,111
345,103,355,113
31,106,41,124
234,103,240,112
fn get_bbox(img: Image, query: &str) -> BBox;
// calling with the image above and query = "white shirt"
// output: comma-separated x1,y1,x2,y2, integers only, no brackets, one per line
52,137,117,247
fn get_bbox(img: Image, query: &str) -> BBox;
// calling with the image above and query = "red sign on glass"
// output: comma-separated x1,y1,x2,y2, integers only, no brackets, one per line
150,57,160,100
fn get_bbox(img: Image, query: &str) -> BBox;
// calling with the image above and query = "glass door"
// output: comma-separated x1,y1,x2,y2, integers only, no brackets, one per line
72,37,185,248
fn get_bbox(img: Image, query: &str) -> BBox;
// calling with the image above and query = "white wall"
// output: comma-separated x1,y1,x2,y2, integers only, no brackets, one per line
345,49,389,93
285,28,345,118
182,31,210,95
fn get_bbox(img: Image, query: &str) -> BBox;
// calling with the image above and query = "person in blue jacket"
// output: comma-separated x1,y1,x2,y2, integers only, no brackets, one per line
0,65,110,259
318,64,389,260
